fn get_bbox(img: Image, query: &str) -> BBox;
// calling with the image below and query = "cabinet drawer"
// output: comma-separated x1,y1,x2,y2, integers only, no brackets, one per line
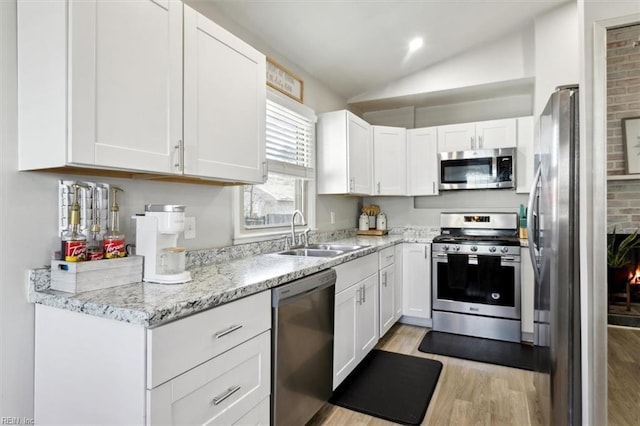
147,291,270,388
378,246,395,269
147,331,270,426
334,253,378,293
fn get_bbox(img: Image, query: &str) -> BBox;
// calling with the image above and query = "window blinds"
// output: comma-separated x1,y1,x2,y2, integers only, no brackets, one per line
266,99,315,178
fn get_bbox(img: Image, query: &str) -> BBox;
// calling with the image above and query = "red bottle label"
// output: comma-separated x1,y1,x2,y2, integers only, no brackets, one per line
88,250,104,261
63,240,87,262
104,239,125,258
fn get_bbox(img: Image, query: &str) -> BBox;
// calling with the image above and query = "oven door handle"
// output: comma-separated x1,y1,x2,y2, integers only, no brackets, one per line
527,164,542,284
434,254,519,265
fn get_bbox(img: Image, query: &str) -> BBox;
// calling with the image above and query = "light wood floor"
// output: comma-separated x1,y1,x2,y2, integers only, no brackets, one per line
608,325,640,426
309,324,543,426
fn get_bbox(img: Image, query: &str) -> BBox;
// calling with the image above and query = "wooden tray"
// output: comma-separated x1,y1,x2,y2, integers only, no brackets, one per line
357,229,389,236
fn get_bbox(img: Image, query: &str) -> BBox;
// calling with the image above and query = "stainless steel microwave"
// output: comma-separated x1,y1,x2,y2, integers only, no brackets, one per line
439,148,515,190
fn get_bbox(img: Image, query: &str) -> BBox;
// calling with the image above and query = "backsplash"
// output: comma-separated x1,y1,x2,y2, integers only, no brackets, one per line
29,226,437,293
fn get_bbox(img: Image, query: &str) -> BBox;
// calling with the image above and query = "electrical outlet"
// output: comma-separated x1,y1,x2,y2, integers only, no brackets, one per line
184,216,196,239
330,211,336,224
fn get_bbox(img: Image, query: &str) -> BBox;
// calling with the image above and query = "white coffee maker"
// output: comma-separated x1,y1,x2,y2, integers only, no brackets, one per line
135,204,191,284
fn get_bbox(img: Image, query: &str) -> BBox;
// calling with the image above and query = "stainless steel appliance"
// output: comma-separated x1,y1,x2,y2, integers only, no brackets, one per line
527,85,581,425
439,148,515,190
271,269,336,426
432,212,521,342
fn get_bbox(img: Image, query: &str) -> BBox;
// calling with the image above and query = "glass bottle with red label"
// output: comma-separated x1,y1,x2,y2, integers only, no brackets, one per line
61,184,87,262
104,187,126,258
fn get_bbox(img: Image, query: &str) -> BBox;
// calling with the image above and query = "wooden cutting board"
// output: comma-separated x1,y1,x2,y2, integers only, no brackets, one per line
357,229,389,236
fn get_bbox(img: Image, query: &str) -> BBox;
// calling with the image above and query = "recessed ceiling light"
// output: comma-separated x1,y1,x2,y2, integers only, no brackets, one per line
408,37,423,52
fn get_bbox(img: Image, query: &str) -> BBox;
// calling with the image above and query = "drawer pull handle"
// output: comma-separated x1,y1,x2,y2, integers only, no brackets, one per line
214,324,243,339
212,385,241,406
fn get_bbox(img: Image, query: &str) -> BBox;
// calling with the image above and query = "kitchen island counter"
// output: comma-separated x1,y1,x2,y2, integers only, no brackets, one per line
29,232,436,327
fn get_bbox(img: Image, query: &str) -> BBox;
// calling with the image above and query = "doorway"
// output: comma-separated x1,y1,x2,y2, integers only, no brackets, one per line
603,18,640,426
606,23,640,326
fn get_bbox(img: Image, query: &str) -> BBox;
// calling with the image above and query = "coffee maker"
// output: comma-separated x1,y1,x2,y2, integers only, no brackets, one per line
135,204,191,284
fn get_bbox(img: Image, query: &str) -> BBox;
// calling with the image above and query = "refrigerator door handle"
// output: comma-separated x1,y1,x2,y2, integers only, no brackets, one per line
527,164,542,284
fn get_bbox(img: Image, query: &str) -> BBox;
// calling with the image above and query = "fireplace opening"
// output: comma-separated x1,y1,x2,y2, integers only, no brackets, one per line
607,233,640,319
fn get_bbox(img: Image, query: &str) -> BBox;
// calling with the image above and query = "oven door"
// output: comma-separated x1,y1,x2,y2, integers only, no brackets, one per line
432,252,521,319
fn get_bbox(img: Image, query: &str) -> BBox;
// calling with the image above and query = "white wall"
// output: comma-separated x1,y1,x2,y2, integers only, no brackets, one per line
534,2,579,117
349,26,535,104
364,191,528,229
0,1,356,418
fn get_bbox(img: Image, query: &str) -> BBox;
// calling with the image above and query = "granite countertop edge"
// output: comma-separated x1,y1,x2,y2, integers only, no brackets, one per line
29,234,437,327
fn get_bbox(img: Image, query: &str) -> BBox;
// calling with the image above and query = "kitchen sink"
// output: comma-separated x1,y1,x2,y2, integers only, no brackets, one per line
277,248,345,257
304,244,370,252
276,244,370,258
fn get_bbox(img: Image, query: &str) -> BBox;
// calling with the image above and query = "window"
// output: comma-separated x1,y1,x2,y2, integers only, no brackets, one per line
235,89,316,242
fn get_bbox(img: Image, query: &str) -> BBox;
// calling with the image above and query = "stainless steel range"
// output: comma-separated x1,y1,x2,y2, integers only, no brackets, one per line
432,212,521,342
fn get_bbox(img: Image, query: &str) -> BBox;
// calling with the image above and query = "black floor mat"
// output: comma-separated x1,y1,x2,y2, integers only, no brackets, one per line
329,349,442,425
418,331,534,371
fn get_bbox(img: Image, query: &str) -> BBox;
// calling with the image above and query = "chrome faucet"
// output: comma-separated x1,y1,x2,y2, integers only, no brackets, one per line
289,210,306,248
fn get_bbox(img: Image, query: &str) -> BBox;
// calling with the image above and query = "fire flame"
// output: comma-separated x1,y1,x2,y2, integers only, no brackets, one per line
628,266,640,284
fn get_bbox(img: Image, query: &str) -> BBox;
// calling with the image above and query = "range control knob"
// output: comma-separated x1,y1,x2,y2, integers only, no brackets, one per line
454,245,461,252
501,246,509,254
489,246,497,253
442,245,449,251
470,246,478,252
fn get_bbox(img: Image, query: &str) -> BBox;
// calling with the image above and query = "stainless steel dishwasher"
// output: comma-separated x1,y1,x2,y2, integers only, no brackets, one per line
271,269,336,426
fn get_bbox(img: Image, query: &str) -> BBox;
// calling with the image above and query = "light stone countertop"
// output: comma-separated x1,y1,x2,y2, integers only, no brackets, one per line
29,233,437,327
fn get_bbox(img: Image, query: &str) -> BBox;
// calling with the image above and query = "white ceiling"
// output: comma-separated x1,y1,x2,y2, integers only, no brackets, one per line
205,0,569,103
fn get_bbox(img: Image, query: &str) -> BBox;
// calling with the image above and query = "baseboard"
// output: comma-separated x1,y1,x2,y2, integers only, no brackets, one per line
521,331,534,343
398,316,432,328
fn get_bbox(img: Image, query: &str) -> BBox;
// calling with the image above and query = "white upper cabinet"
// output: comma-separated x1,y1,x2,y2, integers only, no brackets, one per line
407,127,439,196
372,126,407,195
183,6,266,183
436,123,476,152
18,0,183,174
317,110,373,195
475,118,517,149
437,118,516,152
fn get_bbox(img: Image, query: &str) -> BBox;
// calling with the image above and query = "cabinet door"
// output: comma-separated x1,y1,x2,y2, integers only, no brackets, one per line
373,126,407,195
379,265,395,338
437,123,475,152
183,6,266,183
147,331,270,426
333,284,359,389
347,113,373,195
357,274,379,358
516,116,534,193
475,118,516,149
407,127,439,196
394,244,403,322
402,243,431,319
70,0,182,173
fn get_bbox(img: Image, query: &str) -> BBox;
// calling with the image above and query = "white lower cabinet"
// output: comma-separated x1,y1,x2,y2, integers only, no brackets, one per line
378,246,397,338
394,244,404,321
34,291,271,425
402,243,432,322
333,254,379,389
147,331,270,425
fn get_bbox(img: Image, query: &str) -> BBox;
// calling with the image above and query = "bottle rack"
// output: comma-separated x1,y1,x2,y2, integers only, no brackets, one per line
58,180,110,239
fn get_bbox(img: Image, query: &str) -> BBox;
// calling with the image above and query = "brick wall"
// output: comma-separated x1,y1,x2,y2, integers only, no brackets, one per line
607,24,640,233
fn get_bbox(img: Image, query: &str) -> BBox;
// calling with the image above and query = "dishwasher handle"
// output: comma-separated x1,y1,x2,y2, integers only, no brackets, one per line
272,269,337,307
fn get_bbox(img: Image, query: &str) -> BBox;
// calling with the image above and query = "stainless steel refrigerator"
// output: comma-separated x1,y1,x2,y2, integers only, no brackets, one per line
527,85,581,425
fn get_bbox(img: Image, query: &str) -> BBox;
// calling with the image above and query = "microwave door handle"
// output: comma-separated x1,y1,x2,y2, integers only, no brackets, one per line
527,164,542,284
492,156,498,182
